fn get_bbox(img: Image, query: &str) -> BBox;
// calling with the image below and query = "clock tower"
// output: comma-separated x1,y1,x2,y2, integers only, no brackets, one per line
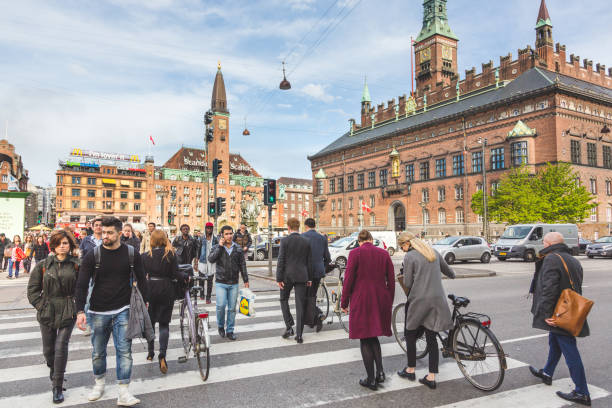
208,62,230,174
414,0,458,96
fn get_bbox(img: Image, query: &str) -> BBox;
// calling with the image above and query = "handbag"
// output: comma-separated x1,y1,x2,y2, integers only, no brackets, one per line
550,254,594,337
238,288,256,317
396,273,410,296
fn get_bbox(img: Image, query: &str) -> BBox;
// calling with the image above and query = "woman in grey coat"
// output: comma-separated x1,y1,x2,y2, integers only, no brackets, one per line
396,232,455,389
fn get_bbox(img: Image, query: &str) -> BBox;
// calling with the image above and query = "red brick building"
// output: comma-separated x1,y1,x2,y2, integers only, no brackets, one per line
309,0,612,240
276,177,313,227
0,139,29,192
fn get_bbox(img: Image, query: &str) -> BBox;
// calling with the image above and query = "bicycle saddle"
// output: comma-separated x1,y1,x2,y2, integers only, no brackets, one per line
448,294,470,308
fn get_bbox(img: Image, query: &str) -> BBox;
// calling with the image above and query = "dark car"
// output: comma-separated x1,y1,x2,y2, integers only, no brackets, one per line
247,236,281,261
585,236,612,258
578,238,592,254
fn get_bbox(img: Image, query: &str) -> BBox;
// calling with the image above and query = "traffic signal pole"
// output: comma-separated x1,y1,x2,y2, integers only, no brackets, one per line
268,205,273,277
213,171,218,234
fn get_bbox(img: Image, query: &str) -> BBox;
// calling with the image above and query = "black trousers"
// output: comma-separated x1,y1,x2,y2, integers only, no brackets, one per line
1,255,8,270
405,327,439,374
306,278,323,326
198,275,214,300
280,281,307,337
40,320,75,387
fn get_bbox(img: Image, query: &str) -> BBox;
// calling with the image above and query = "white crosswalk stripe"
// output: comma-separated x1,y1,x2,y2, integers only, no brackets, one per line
0,291,608,408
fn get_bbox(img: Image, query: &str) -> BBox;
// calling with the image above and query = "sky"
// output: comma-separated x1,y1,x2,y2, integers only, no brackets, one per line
1,0,611,187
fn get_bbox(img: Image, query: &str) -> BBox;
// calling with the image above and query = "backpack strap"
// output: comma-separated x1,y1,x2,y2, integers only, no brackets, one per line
93,245,101,283
127,245,136,287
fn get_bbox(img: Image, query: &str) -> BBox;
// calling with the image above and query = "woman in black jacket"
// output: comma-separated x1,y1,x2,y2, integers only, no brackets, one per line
33,236,50,265
142,229,188,373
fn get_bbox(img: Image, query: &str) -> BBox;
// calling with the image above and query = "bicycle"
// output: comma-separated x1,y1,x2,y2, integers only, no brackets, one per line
178,274,211,381
316,263,349,333
392,293,507,391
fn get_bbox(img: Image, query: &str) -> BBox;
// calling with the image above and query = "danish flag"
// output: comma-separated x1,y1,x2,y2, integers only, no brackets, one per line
149,135,156,145
361,200,372,213
301,209,309,217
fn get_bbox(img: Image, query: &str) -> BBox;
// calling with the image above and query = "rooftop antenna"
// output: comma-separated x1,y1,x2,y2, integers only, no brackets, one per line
279,61,291,90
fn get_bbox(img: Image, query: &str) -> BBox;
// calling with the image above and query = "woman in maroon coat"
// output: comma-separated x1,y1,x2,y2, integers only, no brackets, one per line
341,230,395,391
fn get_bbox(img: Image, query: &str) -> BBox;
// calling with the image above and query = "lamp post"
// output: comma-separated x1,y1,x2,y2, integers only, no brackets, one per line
478,137,489,242
418,201,427,238
314,168,327,229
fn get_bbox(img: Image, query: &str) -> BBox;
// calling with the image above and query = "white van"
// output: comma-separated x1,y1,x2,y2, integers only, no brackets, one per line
329,237,385,268
493,224,579,262
349,231,398,255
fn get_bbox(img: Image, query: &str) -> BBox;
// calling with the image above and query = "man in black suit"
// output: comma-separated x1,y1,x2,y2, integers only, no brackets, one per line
301,218,332,332
277,217,313,343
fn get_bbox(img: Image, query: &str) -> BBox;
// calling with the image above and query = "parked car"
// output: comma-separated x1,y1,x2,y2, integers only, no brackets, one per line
432,236,491,265
493,224,580,262
349,230,398,256
328,237,384,269
247,236,281,261
579,238,592,254
585,236,612,258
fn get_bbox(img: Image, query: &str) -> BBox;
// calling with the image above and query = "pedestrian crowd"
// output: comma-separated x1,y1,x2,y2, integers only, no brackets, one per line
5,214,593,406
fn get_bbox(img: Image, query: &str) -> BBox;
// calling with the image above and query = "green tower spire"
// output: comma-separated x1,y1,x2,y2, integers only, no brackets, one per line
361,77,371,103
415,0,458,43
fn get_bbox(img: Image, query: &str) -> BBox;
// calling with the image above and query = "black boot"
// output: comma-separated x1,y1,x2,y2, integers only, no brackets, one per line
52,386,64,404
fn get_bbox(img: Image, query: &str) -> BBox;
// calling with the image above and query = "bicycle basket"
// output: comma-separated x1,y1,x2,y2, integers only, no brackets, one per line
460,312,492,328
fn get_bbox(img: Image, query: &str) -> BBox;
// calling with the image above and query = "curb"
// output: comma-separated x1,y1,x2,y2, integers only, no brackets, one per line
249,273,277,282
446,271,496,279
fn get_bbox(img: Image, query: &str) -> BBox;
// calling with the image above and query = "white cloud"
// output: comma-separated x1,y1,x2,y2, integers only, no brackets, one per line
300,83,335,103
277,103,293,108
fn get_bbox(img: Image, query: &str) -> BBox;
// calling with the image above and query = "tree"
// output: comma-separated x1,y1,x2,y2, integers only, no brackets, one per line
471,163,596,225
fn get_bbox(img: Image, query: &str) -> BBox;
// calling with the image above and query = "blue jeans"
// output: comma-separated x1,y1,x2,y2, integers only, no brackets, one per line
543,332,590,396
216,283,239,334
88,308,132,384
7,259,20,278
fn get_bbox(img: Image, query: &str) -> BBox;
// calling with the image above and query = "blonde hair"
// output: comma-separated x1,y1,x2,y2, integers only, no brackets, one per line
148,229,175,261
398,231,436,263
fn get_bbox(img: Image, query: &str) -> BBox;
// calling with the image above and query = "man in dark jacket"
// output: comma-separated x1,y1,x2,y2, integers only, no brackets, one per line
233,223,252,260
529,232,591,406
277,217,313,343
80,218,103,257
0,234,10,271
198,222,219,303
173,224,199,265
208,225,249,341
301,218,331,332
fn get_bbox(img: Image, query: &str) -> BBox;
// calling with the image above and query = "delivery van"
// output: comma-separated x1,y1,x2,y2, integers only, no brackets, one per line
493,224,579,261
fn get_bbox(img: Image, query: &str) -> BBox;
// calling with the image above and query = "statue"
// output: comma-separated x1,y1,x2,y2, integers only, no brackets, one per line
240,191,263,232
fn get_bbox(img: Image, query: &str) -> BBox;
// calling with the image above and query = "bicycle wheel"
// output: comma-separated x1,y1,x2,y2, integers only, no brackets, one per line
392,303,428,358
334,286,349,333
179,300,192,356
316,283,330,321
195,318,210,381
452,320,505,391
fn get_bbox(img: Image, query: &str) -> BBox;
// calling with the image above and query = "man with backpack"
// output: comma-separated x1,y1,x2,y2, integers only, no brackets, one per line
75,217,148,406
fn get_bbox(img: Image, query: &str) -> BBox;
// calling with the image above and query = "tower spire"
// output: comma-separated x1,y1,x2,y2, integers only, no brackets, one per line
536,0,552,28
361,76,371,103
416,0,457,43
211,62,228,113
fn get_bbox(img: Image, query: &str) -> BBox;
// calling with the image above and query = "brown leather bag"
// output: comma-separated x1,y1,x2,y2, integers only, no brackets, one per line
551,254,594,337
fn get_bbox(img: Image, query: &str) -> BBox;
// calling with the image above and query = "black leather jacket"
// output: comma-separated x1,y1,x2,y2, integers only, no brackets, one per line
207,243,248,285
172,235,200,265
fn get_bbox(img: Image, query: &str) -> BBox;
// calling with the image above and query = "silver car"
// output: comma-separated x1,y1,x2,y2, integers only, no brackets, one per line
432,236,491,265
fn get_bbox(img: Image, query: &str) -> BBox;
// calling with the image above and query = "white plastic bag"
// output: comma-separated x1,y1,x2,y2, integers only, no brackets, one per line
238,288,256,317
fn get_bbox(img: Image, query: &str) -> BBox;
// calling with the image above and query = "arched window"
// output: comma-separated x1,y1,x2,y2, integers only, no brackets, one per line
349,215,354,227
337,216,343,228
331,216,336,228
455,207,465,223
438,208,446,224
423,209,430,225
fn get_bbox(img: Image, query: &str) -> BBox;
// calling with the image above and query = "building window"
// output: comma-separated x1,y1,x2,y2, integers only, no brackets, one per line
367,171,376,188
406,164,414,182
491,181,500,195
331,200,335,211
134,181,142,188
120,191,128,199
454,185,464,200
71,200,80,209
1,175,7,183
420,162,430,181
438,187,446,202
590,207,597,222
72,176,81,184
329,179,335,194
353,173,363,190
369,195,375,208
490,148,505,170
476,182,483,192
607,206,612,223
120,202,127,210
438,208,446,224
369,213,375,226
606,180,611,196
603,146,612,169
435,159,446,178
378,169,387,187
347,175,354,191
87,189,95,198
134,203,141,211
587,143,597,166
472,151,483,173
348,215,354,227
337,216,343,228
452,154,465,175
571,140,581,164
511,141,528,166
71,188,81,197
104,190,113,198
70,216,80,222
57,175,63,184
317,180,324,195
456,208,465,223
422,188,429,203
331,216,336,228
590,178,597,194
337,177,344,193
134,192,142,200
87,177,96,185
423,209,430,225
337,199,342,211
348,198,353,210
183,187,189,195
87,201,95,209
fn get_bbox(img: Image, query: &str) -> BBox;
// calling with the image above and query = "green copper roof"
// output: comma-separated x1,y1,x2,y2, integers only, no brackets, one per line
535,17,552,29
415,0,458,43
361,78,371,103
508,120,536,139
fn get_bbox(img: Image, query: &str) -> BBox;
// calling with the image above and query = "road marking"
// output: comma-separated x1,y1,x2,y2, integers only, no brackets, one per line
0,329,350,383
0,340,525,407
434,378,610,407
499,334,548,345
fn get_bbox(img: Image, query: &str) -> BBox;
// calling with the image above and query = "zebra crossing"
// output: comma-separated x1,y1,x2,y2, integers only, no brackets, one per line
0,290,608,407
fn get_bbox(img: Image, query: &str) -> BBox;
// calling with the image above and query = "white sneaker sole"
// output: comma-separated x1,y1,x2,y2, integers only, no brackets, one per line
117,398,140,406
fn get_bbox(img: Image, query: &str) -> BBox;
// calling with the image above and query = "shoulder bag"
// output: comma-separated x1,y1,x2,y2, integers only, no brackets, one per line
551,253,594,337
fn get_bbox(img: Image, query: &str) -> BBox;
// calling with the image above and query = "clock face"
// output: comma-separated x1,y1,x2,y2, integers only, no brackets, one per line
218,119,227,130
442,46,453,61
420,48,431,62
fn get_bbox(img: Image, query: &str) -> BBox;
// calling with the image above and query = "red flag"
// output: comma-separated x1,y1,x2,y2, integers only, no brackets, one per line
361,200,372,213
301,209,309,217
149,135,155,145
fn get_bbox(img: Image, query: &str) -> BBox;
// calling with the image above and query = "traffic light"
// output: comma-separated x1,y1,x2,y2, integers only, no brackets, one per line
37,211,42,224
212,159,223,178
263,179,277,206
207,201,216,216
216,197,226,215
204,110,213,125
167,211,173,225
206,127,214,143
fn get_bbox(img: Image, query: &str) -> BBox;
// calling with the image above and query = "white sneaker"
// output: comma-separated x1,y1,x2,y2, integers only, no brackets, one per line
88,376,105,401
117,383,140,406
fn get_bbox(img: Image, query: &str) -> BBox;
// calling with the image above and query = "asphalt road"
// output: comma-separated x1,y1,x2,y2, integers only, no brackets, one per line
0,256,610,407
